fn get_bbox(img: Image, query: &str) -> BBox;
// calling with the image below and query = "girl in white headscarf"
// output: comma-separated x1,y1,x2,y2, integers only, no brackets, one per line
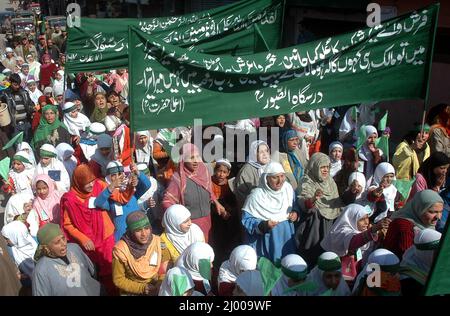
158,266,202,296
358,125,385,186
160,204,204,272
175,242,215,295
34,144,71,192
367,162,401,223
233,140,271,208
56,142,78,179
218,245,257,296
329,141,343,178
135,130,154,166
17,142,37,166
62,101,91,137
8,150,35,195
3,192,34,226
352,248,401,296
341,172,367,206
242,161,297,263
302,252,351,296
320,204,390,281
233,270,264,296
271,254,309,296
1,221,37,278
399,228,441,296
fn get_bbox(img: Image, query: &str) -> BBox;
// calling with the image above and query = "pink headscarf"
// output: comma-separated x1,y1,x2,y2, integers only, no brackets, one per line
163,143,216,208
32,174,64,223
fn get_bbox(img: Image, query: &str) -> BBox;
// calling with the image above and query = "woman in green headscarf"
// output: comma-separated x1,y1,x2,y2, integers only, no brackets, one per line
32,223,102,296
383,189,444,259
90,92,109,123
31,105,71,157
295,152,342,267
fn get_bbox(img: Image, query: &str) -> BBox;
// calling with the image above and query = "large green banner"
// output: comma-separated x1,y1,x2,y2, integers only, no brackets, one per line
66,0,284,73
129,4,439,132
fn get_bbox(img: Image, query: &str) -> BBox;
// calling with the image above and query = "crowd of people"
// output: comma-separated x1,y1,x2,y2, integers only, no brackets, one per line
1,12,450,297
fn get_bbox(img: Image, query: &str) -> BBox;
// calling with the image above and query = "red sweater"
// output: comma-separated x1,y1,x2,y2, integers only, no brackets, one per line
218,282,235,296
382,218,415,259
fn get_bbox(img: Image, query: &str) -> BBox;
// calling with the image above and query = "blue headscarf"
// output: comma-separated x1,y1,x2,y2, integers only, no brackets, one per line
282,129,304,183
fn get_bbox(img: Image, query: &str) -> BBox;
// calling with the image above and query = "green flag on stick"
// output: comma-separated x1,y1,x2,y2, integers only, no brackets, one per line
257,257,283,296
2,132,23,151
378,111,388,131
198,258,212,280
0,157,10,181
394,178,415,201
375,135,390,162
356,124,367,151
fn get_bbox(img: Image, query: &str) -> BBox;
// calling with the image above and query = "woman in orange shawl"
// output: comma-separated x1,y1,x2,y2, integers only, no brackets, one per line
112,211,162,296
60,164,116,295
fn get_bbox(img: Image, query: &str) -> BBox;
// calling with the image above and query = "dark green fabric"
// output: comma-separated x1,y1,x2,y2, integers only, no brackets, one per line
425,219,449,295
129,4,439,131
66,0,283,73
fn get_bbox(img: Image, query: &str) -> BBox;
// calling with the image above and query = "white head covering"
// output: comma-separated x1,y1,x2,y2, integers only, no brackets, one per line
35,145,71,192
370,162,397,222
1,221,37,267
175,242,215,281
89,122,106,136
321,204,373,257
55,143,77,178
158,266,195,296
348,172,367,200
282,254,308,276
328,141,343,178
304,252,351,296
63,102,91,137
400,229,441,284
339,107,358,142
135,130,153,165
216,158,232,170
52,84,64,97
17,142,37,166
242,162,294,222
3,192,34,225
5,47,13,53
104,115,121,132
235,270,264,296
162,204,205,254
365,125,378,139
271,254,309,296
247,140,270,170
91,134,113,176
352,248,400,294
218,245,257,284
40,143,57,156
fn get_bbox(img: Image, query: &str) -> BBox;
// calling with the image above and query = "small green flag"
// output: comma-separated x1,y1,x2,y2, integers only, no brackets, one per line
356,124,367,151
0,157,10,181
257,257,283,296
375,135,389,162
320,288,334,296
2,132,23,151
171,274,188,296
351,106,358,121
378,111,388,131
198,258,211,280
394,178,415,201
425,221,450,296
283,281,317,295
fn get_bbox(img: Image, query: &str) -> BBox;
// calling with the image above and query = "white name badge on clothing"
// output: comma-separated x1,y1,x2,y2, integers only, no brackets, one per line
115,204,123,216
356,248,363,262
88,197,96,209
149,252,158,266
40,210,49,221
